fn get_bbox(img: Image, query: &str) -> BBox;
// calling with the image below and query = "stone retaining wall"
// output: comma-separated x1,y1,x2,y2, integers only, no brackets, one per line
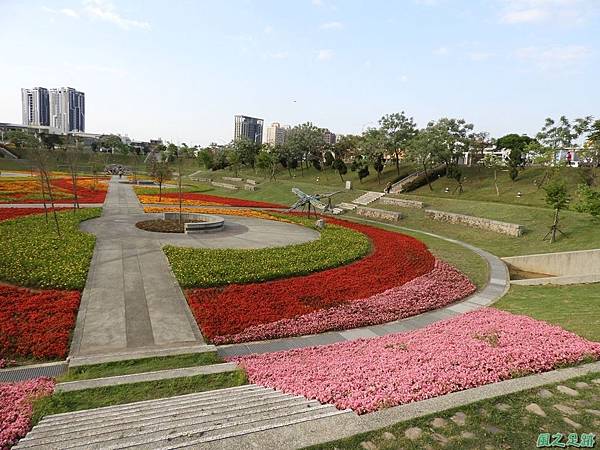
222,176,243,182
356,206,402,221
379,197,425,209
246,179,257,185
424,210,524,237
191,177,212,183
211,181,238,190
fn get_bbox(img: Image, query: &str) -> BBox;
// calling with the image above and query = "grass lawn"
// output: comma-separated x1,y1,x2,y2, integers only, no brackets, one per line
305,371,600,450
409,166,588,208
494,283,600,342
32,370,247,425
164,215,370,288
346,217,489,289
0,208,101,290
59,352,223,382
370,196,600,257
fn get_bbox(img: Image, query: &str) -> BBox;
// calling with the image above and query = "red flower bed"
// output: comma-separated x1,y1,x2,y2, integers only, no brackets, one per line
186,218,436,341
49,178,107,203
0,208,67,222
0,285,81,360
149,192,285,208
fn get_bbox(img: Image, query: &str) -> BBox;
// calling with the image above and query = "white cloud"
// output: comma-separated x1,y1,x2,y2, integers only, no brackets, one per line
263,25,273,34
433,46,449,56
320,21,343,30
312,0,323,6
317,49,334,61
515,44,591,70
399,75,409,83
499,0,596,25
42,6,80,18
83,0,150,30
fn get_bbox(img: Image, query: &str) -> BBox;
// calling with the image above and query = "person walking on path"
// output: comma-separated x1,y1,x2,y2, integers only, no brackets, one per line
385,181,392,194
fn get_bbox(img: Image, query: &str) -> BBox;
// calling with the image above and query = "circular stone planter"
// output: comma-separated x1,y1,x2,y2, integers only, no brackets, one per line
163,212,224,234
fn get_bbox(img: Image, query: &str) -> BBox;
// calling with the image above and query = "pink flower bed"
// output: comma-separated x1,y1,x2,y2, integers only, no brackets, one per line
216,260,475,343
234,309,600,414
0,378,54,449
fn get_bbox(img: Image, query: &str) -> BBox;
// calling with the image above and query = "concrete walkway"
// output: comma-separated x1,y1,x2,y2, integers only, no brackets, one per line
217,217,510,358
69,178,209,362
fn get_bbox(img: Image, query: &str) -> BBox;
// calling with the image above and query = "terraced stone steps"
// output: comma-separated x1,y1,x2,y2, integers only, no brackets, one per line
352,191,385,206
16,385,350,449
337,202,357,211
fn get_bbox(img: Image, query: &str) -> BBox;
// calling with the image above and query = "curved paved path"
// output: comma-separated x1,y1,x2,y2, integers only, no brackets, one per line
70,177,318,363
216,216,510,358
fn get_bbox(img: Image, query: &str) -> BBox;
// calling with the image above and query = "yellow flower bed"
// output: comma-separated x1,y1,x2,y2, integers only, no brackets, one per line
138,195,221,206
0,180,41,195
143,206,286,221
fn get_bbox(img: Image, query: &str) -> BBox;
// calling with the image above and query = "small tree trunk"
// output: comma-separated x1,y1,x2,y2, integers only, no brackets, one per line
494,169,499,196
39,171,49,224
395,152,400,176
44,170,61,237
551,208,559,243
178,158,183,225
339,171,344,182
159,180,163,202
423,163,433,191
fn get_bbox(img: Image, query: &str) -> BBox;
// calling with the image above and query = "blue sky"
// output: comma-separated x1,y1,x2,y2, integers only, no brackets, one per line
1,0,598,145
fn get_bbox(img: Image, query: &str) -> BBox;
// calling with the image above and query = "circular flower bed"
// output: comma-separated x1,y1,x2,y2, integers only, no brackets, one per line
186,217,437,342
135,218,205,233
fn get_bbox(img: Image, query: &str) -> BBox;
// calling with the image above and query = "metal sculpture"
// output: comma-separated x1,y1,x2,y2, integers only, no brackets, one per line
287,188,341,218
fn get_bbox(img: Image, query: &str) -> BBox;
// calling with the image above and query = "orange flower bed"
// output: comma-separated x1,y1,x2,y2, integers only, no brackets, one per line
0,177,108,204
143,206,282,221
138,195,221,206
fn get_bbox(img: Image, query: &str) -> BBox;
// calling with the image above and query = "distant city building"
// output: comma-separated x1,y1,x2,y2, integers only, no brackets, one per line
322,128,336,145
234,115,264,144
49,87,85,133
265,122,290,145
21,87,50,126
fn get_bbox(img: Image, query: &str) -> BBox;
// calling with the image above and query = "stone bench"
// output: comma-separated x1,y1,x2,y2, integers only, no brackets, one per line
191,177,212,183
355,206,402,221
163,212,225,234
424,209,524,237
379,197,425,209
246,179,257,185
222,176,243,182
244,184,257,191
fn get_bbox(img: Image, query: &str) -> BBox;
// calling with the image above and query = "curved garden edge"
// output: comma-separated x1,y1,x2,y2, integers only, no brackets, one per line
216,217,509,358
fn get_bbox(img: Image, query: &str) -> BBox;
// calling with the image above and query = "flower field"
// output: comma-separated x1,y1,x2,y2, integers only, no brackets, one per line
0,285,80,359
0,208,100,290
136,191,284,208
214,260,475,343
234,309,600,414
186,217,437,341
166,215,370,288
0,177,107,204
0,378,54,450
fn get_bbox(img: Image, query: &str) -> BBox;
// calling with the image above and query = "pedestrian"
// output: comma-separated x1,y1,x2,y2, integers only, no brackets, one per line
566,151,572,166
385,181,392,194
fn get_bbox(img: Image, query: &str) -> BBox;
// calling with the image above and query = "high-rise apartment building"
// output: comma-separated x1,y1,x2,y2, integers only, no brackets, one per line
49,87,85,133
323,128,336,145
21,87,50,126
234,115,264,144
265,122,290,145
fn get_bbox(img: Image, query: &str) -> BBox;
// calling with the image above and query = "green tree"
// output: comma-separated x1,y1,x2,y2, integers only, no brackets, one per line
429,117,474,167
197,148,214,170
6,130,38,153
535,116,592,187
256,147,279,180
98,134,127,154
405,127,442,191
225,147,242,177
361,128,385,184
286,123,324,175
482,154,503,196
147,160,172,201
350,156,370,183
332,158,347,181
378,112,417,176
574,184,600,218
496,133,534,181
543,179,570,243
39,133,64,150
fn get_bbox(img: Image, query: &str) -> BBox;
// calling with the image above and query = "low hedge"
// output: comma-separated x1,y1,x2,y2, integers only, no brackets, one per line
0,208,100,290
163,215,371,288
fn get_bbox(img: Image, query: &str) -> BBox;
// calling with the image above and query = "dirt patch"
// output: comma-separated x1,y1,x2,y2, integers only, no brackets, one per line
135,218,204,233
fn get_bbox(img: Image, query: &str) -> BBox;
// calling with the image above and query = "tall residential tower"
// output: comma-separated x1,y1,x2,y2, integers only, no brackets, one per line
234,115,264,144
21,87,50,126
265,122,290,145
49,87,85,133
